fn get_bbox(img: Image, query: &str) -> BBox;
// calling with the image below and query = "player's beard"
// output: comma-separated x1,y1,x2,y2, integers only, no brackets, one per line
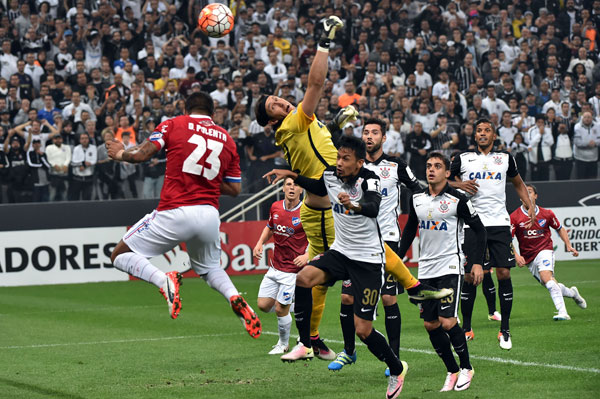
367,141,382,156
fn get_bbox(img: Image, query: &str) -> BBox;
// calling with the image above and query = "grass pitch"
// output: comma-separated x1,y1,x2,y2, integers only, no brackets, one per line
1,260,598,398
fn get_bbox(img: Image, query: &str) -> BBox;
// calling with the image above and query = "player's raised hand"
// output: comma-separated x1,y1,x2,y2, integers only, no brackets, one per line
471,264,483,286
106,139,125,161
459,179,479,195
253,244,263,261
323,16,344,40
293,253,309,268
525,204,536,228
515,254,526,267
566,245,579,257
333,105,359,129
263,169,297,184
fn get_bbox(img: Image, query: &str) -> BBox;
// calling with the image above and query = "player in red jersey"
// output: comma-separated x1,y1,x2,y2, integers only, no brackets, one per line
254,177,309,354
510,184,587,321
105,92,261,338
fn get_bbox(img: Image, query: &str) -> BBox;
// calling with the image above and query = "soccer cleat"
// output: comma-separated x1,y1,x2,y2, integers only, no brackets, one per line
553,312,571,321
440,371,459,392
488,311,502,321
571,286,587,309
311,335,337,360
385,368,390,377
230,295,262,339
327,350,357,371
407,282,453,301
159,271,182,319
498,331,512,350
454,368,474,391
464,329,475,342
387,361,408,399
280,343,314,362
268,343,289,355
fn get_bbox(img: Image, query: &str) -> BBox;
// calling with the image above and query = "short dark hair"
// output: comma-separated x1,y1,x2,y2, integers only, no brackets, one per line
526,183,538,194
426,151,450,170
474,118,496,135
185,92,214,116
337,134,366,160
255,95,270,127
363,118,387,136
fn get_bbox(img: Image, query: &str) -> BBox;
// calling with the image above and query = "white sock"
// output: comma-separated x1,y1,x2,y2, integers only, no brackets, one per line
277,313,292,346
201,268,239,300
558,283,575,298
546,280,567,314
114,252,166,288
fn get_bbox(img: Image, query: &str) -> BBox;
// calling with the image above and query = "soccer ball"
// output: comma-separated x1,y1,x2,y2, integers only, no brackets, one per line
198,4,234,38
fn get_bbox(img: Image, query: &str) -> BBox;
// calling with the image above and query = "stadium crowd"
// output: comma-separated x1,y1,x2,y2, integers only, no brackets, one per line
0,0,599,204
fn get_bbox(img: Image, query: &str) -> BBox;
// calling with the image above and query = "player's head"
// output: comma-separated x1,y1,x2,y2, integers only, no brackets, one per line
474,118,496,151
282,176,301,202
255,95,295,128
361,118,387,155
185,92,214,116
336,135,366,180
425,152,451,185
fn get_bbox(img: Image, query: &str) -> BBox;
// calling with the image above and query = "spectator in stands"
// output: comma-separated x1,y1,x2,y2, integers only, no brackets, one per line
26,138,50,202
4,130,32,203
246,124,282,193
69,132,96,201
553,122,575,181
45,134,71,202
526,115,554,181
573,111,600,179
405,121,431,180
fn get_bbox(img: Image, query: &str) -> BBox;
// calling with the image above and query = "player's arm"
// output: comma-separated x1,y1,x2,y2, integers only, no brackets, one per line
509,176,535,228
338,175,382,217
458,197,486,285
301,16,344,117
550,210,579,257
220,181,241,196
448,153,479,195
263,169,328,196
397,160,424,193
326,105,359,133
253,225,274,260
107,139,158,163
397,196,418,258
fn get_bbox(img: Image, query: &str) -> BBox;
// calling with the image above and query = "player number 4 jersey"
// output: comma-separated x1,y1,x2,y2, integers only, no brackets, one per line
150,114,241,211
450,150,519,227
510,205,562,264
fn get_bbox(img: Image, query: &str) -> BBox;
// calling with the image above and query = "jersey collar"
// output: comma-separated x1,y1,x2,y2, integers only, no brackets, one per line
283,200,302,212
189,114,213,121
427,182,450,197
520,205,539,216
366,153,388,166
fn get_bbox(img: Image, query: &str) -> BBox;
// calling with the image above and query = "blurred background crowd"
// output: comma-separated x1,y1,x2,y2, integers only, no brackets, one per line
0,0,599,204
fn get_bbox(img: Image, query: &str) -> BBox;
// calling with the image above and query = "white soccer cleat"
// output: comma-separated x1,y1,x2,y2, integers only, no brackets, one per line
386,361,408,399
268,343,289,355
498,331,512,350
454,368,474,391
572,286,587,309
488,311,501,321
280,343,314,362
440,371,459,392
553,312,571,321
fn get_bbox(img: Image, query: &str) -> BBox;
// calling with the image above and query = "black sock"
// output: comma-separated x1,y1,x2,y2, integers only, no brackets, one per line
294,286,313,347
360,328,403,376
446,323,472,370
460,281,477,331
498,278,513,332
384,304,401,357
482,272,497,315
339,303,356,354
428,326,459,373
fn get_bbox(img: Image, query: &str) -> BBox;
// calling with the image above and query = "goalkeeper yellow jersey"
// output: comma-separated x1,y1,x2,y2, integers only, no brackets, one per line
275,102,337,180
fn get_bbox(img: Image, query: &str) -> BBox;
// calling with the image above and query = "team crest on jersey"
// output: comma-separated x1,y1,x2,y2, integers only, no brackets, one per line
273,214,279,220
380,167,390,179
494,156,503,165
439,200,450,213
292,217,300,226
348,185,360,199
286,227,295,235
538,219,546,227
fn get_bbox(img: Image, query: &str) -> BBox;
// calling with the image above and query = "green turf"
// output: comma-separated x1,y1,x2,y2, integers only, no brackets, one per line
1,260,599,398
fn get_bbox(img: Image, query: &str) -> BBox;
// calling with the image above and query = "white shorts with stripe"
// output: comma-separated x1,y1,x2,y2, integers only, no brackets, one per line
123,205,221,275
257,266,297,306
527,249,555,283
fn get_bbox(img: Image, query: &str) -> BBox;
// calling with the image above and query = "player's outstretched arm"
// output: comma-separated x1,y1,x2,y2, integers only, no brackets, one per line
558,227,579,257
302,16,344,117
397,198,419,259
107,139,158,163
510,174,535,228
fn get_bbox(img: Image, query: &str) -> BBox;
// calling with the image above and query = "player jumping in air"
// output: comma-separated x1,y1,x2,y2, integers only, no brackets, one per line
254,177,309,354
256,15,451,362
400,152,486,392
106,92,261,338
510,184,587,320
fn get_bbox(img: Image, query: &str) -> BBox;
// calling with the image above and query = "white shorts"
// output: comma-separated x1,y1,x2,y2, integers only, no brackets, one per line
257,266,297,306
123,205,221,275
527,249,555,282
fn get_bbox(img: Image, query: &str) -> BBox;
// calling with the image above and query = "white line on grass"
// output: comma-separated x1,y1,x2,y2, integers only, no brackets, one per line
0,305,162,317
1,330,598,375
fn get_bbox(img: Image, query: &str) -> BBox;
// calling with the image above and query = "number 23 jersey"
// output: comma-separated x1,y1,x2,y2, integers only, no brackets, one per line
151,114,241,211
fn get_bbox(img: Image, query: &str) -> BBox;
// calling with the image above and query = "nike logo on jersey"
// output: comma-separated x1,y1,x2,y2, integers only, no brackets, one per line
468,159,476,162
361,307,373,313
385,285,396,290
440,305,451,310
508,257,515,261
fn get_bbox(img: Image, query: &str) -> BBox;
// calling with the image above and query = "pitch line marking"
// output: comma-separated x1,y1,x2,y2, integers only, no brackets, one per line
1,331,598,374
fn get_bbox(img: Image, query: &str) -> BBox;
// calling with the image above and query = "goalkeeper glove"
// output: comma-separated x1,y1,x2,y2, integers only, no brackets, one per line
318,16,344,52
333,105,358,129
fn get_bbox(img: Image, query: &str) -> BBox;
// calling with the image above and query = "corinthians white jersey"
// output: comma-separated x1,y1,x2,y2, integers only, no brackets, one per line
450,150,519,227
364,154,422,242
322,166,386,264
404,184,483,278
